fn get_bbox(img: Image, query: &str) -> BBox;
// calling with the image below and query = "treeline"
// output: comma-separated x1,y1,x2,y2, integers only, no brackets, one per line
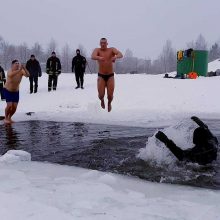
0,34,220,74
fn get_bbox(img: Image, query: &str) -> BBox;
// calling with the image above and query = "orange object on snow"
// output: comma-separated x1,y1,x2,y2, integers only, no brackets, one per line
188,72,198,79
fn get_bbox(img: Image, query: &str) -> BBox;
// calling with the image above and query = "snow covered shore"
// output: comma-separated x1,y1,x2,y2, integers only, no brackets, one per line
1,59,220,127
0,151,219,220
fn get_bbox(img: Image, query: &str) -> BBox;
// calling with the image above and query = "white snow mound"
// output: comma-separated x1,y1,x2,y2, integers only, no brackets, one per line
0,150,31,163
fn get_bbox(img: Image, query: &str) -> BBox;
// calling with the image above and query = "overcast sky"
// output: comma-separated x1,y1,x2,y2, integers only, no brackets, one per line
1,0,220,58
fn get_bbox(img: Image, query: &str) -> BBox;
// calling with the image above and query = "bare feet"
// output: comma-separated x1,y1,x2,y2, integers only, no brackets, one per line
4,119,11,124
108,102,112,112
101,99,105,109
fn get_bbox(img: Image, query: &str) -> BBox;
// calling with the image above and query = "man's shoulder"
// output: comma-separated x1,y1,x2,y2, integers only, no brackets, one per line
7,68,13,73
95,48,101,52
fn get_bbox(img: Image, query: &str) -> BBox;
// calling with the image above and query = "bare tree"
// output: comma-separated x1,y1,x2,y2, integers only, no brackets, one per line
77,44,87,57
186,40,195,49
209,43,220,62
16,43,30,63
61,43,71,73
0,36,4,55
159,40,176,73
46,38,58,57
124,48,133,58
122,48,136,73
31,42,44,61
195,34,207,50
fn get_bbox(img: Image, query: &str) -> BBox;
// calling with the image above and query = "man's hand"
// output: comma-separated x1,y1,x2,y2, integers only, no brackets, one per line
19,64,23,71
98,56,105,61
112,56,117,63
191,116,208,129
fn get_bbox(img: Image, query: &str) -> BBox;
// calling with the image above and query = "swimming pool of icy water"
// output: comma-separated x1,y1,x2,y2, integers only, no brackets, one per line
0,120,219,189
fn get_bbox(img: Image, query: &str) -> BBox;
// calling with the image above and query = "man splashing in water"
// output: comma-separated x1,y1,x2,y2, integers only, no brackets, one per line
92,38,123,112
155,116,218,165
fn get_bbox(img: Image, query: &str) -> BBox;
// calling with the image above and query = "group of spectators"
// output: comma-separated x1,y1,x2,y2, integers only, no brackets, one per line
0,49,87,98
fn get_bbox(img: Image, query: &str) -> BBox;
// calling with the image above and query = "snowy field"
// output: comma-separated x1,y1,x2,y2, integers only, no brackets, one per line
1,59,220,127
0,59,220,219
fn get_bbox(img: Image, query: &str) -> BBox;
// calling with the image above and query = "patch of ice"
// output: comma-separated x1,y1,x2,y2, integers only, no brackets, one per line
0,150,31,163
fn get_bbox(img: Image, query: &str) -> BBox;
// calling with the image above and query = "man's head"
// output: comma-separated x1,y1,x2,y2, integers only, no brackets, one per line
11,60,20,70
30,54,35,60
76,49,80,55
51,51,56,57
100,38,108,49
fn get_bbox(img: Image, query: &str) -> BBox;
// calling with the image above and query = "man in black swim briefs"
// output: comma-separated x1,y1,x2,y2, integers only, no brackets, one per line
91,38,123,112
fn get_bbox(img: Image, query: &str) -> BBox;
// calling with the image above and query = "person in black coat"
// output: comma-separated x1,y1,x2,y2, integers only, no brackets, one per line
26,55,42,93
72,49,87,89
0,64,6,100
46,51,61,91
155,116,218,165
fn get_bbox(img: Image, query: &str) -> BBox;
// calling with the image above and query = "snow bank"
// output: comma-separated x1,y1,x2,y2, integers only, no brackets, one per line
0,151,219,220
0,150,31,163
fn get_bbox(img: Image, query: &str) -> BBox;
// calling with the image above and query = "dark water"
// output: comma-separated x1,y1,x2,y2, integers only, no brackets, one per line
0,120,220,189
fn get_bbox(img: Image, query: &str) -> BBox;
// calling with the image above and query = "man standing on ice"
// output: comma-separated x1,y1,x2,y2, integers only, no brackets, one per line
46,51,61,91
72,49,87,89
91,38,123,112
26,54,42,94
3,60,29,124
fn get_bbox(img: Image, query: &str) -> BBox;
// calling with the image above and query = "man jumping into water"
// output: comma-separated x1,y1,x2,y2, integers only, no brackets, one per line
156,116,218,165
91,38,123,112
3,60,29,124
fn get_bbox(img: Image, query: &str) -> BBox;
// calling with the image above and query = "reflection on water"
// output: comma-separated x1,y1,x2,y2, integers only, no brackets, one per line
0,120,219,189
4,125,20,149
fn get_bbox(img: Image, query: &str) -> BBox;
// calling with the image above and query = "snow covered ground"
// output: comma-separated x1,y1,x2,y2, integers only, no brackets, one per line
0,60,220,219
0,59,220,127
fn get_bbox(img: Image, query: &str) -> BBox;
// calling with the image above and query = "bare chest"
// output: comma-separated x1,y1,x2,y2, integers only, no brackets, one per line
98,49,114,60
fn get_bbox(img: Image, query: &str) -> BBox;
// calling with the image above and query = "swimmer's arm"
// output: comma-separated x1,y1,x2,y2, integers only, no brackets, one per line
91,49,104,61
112,48,123,59
191,116,208,129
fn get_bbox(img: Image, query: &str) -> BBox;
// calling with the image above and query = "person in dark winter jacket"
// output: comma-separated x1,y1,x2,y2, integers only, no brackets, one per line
72,49,87,89
46,51,61,91
26,55,42,93
0,64,6,100
156,116,218,165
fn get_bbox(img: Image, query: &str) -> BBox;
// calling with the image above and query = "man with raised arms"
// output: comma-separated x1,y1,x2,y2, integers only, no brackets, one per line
3,60,29,124
91,38,123,112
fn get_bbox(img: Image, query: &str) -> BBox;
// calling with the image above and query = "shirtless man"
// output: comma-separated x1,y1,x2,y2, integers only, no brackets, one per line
3,60,29,124
91,38,123,112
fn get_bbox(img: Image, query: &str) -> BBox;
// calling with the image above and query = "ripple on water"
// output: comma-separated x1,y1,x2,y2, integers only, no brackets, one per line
0,120,219,189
